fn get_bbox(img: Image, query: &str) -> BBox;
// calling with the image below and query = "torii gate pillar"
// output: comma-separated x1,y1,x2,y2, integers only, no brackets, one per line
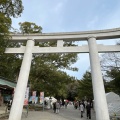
88,37,109,120
9,39,34,120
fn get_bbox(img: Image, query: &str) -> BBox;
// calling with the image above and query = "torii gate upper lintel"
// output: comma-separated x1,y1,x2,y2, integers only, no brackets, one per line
6,28,120,120
9,27,120,42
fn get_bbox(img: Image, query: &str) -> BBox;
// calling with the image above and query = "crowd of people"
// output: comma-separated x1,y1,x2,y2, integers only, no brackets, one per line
74,99,93,119
52,100,68,113
52,99,93,119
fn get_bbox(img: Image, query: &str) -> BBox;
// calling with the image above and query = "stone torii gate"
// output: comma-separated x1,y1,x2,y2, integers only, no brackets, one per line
5,28,120,120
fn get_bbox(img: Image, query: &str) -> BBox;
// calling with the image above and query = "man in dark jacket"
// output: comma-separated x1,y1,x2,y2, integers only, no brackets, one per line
53,102,56,113
86,102,91,119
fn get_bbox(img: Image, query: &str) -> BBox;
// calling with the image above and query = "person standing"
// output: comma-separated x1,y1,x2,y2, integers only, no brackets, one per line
79,103,84,118
56,100,60,113
65,101,68,108
86,102,91,119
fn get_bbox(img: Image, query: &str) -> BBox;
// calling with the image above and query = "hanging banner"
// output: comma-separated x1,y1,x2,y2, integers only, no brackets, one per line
32,91,36,104
40,92,44,104
24,87,29,105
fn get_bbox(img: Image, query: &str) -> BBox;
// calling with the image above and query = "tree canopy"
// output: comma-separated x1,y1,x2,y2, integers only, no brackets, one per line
19,22,42,34
78,71,93,100
100,41,120,95
0,0,23,18
0,0,23,80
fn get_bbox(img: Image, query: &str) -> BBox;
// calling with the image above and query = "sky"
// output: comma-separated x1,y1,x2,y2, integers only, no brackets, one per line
12,0,120,79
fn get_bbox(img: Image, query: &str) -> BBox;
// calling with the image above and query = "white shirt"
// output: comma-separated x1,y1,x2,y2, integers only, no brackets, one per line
80,104,84,111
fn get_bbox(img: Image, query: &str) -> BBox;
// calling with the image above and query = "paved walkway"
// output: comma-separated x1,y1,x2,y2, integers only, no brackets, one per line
21,110,96,120
0,105,7,114
22,111,70,120
0,105,96,120
21,105,96,120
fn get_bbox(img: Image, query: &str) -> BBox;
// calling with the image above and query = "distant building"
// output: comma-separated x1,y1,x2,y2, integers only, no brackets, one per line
0,76,16,104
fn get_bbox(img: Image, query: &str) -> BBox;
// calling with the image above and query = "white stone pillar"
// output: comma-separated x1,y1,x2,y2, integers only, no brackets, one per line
9,39,34,120
88,37,110,120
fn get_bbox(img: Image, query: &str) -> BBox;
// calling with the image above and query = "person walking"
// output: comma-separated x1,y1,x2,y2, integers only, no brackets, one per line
84,100,87,109
53,102,56,113
86,102,91,119
79,103,84,118
74,101,78,109
56,100,60,113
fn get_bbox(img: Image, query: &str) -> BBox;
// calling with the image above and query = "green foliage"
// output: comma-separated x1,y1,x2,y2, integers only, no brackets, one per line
66,80,79,101
30,48,78,97
0,53,22,80
106,69,120,95
17,21,78,97
0,0,23,80
78,71,93,99
30,60,71,98
0,0,23,18
19,22,42,34
34,53,78,70
104,80,116,93
0,13,11,33
0,12,11,50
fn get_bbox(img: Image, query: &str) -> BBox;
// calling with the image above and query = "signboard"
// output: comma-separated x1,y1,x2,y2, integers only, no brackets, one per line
32,91,36,104
24,87,29,105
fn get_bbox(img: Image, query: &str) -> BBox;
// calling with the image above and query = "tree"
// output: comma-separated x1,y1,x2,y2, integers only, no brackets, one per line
18,21,78,97
106,68,120,95
66,79,79,101
101,52,120,72
100,41,120,94
0,0,23,18
78,71,93,99
0,0,23,80
30,61,73,98
19,22,42,34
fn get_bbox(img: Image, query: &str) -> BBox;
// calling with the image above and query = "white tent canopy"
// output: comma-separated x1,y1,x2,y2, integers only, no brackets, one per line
106,92,120,116
106,92,120,103
44,97,57,109
44,96,57,103
93,92,120,115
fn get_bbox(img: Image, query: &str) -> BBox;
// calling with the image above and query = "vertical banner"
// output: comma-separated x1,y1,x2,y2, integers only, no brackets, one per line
32,91,36,104
40,92,44,104
24,87,29,105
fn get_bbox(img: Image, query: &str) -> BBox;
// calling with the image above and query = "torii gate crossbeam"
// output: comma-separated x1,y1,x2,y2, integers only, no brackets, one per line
6,28,120,120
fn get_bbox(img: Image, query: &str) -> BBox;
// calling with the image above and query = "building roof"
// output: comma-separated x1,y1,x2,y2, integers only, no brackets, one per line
0,76,16,89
